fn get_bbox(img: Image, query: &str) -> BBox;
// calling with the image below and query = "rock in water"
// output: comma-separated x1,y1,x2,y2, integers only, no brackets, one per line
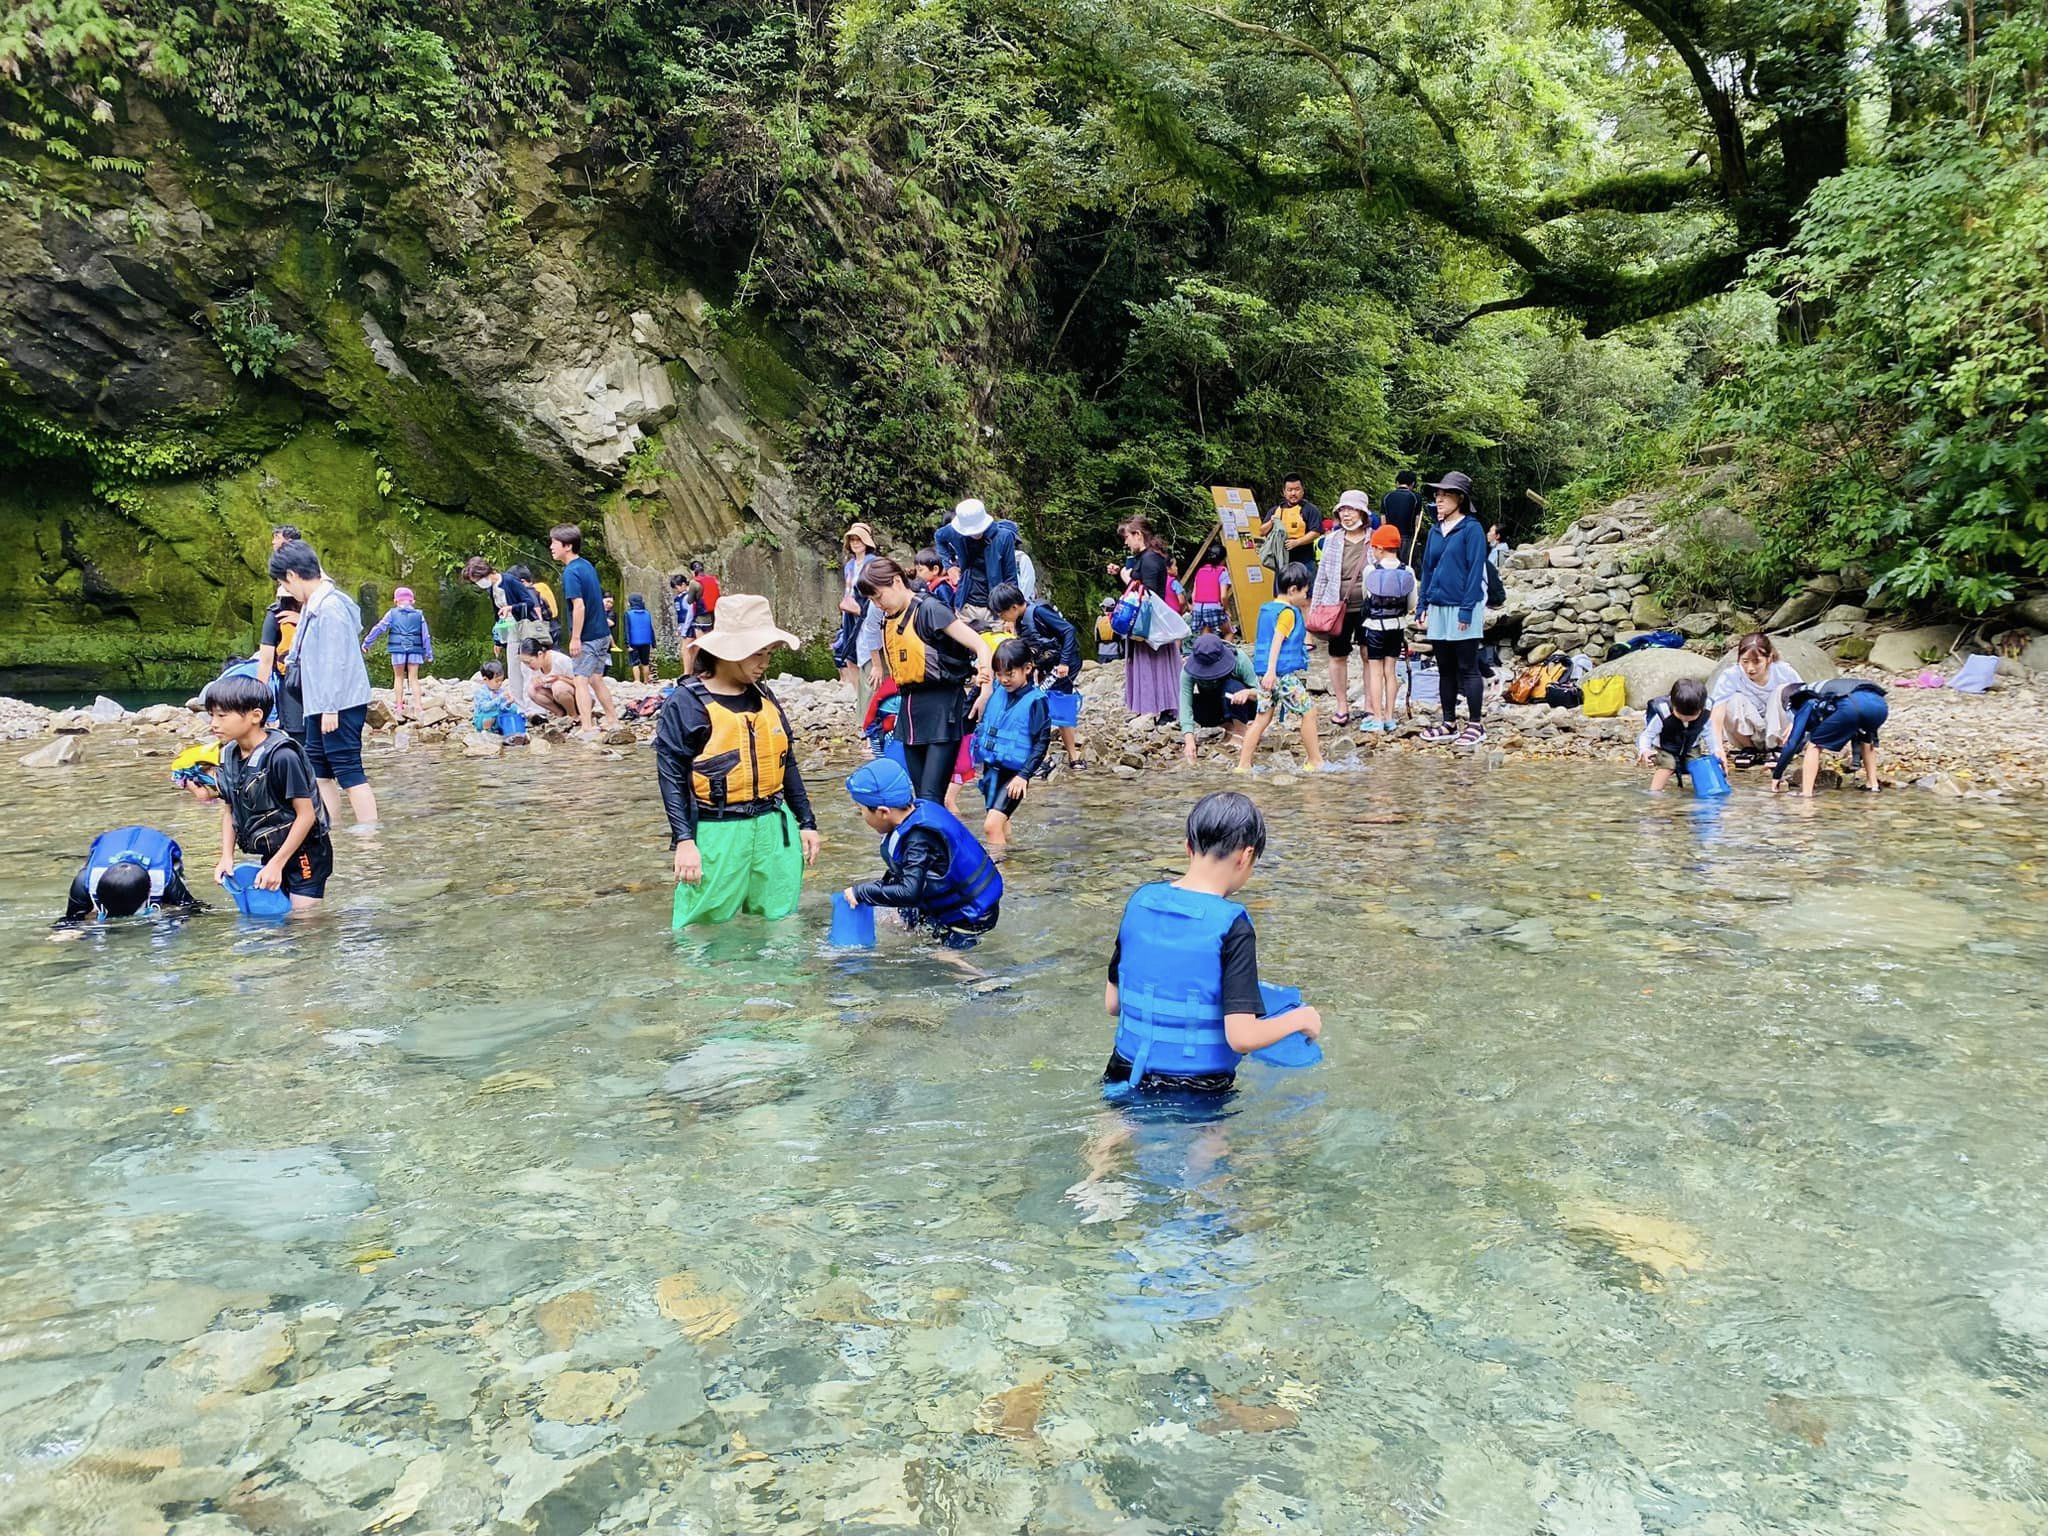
461,732,503,757
20,736,84,767
89,694,128,722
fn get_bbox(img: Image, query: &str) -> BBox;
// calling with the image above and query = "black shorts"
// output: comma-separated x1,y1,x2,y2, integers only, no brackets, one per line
1362,627,1405,661
279,836,333,900
979,768,1027,820
628,643,653,667
1321,605,1369,658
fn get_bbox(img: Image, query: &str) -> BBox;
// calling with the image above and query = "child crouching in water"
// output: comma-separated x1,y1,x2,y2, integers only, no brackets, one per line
970,638,1050,849
471,661,529,743
202,672,333,912
842,757,1003,947
1105,790,1321,1095
1636,675,1724,792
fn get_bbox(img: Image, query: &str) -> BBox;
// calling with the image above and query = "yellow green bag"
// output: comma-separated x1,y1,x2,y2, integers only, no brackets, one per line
1582,674,1627,717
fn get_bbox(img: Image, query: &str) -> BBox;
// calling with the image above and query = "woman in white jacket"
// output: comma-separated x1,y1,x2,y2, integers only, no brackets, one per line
1708,631,1803,765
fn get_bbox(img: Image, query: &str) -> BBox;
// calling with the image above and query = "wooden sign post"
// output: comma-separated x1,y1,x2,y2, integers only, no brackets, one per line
1209,486,1271,641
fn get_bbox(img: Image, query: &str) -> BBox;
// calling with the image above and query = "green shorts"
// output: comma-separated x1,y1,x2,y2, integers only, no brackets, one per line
671,806,805,928
1256,671,1313,724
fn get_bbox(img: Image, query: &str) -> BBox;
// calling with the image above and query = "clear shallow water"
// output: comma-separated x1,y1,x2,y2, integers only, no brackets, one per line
3,746,2048,1534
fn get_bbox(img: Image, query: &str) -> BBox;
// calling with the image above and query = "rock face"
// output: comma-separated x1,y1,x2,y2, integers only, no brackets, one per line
0,110,831,690
1585,647,1719,708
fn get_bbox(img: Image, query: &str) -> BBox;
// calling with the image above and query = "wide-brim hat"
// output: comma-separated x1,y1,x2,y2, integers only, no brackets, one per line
1185,634,1241,682
1425,470,1474,497
951,498,993,538
843,521,877,553
1335,489,1371,516
695,593,801,660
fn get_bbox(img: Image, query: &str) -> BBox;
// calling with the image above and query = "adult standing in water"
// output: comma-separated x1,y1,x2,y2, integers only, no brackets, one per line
934,498,1020,626
1109,516,1184,725
1312,489,1377,727
550,523,619,739
269,539,379,826
1415,471,1490,745
858,556,992,802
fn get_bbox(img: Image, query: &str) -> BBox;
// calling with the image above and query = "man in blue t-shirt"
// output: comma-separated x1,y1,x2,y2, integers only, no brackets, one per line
549,523,619,736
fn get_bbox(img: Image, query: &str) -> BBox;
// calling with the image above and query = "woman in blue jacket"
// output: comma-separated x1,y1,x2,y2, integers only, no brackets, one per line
1416,471,1491,745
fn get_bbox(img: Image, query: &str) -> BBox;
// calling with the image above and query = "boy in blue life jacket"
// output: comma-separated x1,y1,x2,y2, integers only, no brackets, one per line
991,582,1086,771
55,825,206,928
970,638,1051,848
623,593,658,682
1773,677,1889,797
1234,562,1326,772
1104,791,1322,1095
841,757,1003,947
914,548,961,612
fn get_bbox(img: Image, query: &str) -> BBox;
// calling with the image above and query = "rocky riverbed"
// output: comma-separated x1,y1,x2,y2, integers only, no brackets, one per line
9,649,2048,799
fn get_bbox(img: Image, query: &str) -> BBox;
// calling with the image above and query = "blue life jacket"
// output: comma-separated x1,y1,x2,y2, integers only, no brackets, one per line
883,801,1002,926
384,606,426,652
86,825,179,910
1253,600,1307,676
1112,882,1245,1086
972,683,1046,773
625,605,656,647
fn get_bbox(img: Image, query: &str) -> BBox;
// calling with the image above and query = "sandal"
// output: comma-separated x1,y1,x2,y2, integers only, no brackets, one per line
1420,723,1457,743
1329,712,1352,728
1455,724,1485,746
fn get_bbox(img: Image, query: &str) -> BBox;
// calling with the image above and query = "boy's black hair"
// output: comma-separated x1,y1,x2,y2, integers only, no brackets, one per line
481,660,506,681
267,540,322,581
202,673,273,716
272,523,302,543
549,523,583,552
1671,676,1708,715
993,637,1033,674
520,638,549,657
1278,561,1312,594
989,582,1027,614
1187,791,1267,860
96,860,152,918
669,571,689,588
507,564,533,582
1396,470,1417,486
914,546,943,571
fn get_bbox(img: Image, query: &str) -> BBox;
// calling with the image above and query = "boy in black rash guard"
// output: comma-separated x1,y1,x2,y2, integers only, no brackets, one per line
841,758,1003,947
202,672,333,912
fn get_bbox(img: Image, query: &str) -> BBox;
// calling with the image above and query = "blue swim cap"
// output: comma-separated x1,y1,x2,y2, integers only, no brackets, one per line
846,758,914,808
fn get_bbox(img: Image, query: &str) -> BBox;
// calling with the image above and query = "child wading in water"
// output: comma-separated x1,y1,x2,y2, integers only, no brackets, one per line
1235,562,1325,772
653,596,821,927
362,586,432,719
841,757,1004,947
201,673,333,913
1104,791,1321,1095
970,638,1051,849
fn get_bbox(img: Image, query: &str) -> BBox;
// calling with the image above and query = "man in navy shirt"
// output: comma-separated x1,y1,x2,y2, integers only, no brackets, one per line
550,523,619,736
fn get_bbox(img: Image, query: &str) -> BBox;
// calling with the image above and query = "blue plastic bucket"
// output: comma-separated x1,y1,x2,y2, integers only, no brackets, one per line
1047,690,1081,728
829,890,876,948
1249,982,1323,1068
221,864,293,919
1690,754,1732,798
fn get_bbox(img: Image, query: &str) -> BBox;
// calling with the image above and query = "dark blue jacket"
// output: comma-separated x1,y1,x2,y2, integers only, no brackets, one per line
1418,515,1488,624
934,520,1020,608
1018,601,1082,676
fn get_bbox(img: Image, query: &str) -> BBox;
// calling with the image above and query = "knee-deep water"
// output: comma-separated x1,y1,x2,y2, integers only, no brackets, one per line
3,744,2047,1534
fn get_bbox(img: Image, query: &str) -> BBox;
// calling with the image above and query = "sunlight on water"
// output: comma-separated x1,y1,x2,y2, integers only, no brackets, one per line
2,746,2047,1533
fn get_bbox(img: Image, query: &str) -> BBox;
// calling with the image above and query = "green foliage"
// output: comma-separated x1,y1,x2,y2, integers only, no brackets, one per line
1711,114,2048,613
204,289,298,379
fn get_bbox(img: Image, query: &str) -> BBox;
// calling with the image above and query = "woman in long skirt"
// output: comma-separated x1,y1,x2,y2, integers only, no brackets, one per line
1110,516,1184,720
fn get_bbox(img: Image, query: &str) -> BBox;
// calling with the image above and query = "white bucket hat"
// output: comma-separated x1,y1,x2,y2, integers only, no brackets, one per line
951,498,994,538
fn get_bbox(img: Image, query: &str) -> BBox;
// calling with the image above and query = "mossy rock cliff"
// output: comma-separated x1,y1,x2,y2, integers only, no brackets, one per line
0,106,841,691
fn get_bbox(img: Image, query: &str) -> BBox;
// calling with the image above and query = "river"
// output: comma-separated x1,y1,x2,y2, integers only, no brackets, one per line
2,745,2045,1533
